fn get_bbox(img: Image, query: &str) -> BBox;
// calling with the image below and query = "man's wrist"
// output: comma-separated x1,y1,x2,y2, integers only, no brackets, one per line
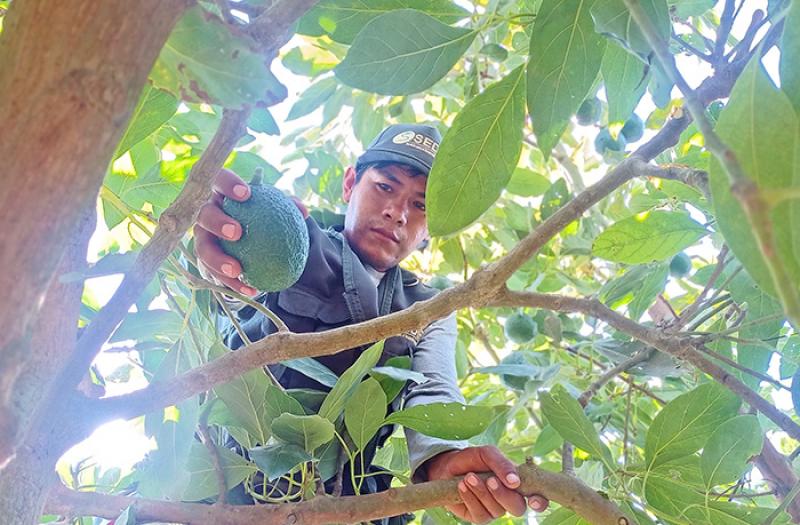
421,449,461,481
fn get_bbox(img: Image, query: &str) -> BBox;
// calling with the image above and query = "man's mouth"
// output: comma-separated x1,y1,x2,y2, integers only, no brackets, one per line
371,228,400,244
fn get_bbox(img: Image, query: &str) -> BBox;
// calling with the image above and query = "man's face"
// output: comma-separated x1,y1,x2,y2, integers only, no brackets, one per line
342,163,429,272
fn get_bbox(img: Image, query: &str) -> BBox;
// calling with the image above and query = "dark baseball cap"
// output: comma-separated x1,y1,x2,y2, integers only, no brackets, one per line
355,123,442,175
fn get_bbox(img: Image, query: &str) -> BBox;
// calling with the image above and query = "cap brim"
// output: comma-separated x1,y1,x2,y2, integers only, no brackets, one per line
355,148,432,175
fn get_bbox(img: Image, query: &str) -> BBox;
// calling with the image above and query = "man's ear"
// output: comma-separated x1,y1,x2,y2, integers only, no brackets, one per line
342,165,357,203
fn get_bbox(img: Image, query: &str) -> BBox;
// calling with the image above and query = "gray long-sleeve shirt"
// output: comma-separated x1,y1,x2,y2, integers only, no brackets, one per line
362,267,468,480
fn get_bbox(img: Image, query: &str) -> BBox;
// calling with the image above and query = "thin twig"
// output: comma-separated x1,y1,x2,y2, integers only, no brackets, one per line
674,246,729,329
578,349,654,406
198,401,227,504
713,0,736,61
696,344,788,390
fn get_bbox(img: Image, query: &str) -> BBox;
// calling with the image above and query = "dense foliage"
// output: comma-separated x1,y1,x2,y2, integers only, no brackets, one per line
36,0,800,524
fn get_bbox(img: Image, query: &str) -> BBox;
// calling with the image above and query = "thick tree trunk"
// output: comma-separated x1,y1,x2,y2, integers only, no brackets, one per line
0,0,189,464
0,451,54,525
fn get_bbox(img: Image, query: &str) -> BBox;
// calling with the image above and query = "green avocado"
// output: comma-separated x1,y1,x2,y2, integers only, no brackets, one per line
504,312,539,344
576,97,602,126
220,169,310,292
499,352,531,390
594,128,627,154
669,252,692,278
428,275,453,290
620,114,644,142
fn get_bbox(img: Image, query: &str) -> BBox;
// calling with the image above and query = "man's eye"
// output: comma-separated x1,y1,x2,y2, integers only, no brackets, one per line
377,183,392,192
415,202,426,212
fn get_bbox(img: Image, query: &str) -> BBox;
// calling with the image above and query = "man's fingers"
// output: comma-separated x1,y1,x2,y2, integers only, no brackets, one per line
478,446,520,489
458,480,493,524
197,202,242,242
446,504,470,523
193,225,260,296
528,495,550,513
464,473,506,519
486,476,527,517
214,168,250,201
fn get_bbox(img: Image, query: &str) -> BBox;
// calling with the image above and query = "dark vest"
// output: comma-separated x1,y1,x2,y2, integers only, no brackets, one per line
220,217,436,522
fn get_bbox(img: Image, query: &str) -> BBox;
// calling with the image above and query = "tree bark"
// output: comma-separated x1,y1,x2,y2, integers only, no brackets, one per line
0,0,189,463
0,452,54,525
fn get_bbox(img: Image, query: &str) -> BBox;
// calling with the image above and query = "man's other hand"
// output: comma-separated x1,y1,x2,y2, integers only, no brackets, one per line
424,446,549,524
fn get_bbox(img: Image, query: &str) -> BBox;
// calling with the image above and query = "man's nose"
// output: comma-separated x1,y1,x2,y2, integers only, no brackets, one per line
383,200,408,225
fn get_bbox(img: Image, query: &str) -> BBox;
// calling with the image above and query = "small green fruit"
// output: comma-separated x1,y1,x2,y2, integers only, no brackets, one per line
499,352,531,391
576,98,602,126
220,169,310,292
504,312,539,344
669,252,692,278
620,114,644,142
594,128,627,154
428,275,453,290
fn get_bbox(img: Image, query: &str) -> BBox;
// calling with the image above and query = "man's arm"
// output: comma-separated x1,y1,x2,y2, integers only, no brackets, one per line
405,312,548,523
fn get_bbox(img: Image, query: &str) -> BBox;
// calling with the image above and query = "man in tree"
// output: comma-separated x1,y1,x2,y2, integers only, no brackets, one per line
194,123,548,523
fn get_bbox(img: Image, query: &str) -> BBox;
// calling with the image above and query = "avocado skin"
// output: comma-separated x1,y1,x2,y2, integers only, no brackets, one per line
621,114,644,142
221,181,310,292
594,128,627,153
504,312,539,344
577,98,602,126
669,252,692,278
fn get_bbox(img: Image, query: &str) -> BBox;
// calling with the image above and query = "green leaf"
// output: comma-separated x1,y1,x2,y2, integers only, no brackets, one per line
287,77,338,121
726,270,785,387
541,507,590,525
114,507,136,525
224,151,282,185
527,0,606,156
384,402,501,440
370,365,427,384
263,384,306,426
283,358,339,388
628,263,669,320
540,384,613,465
298,0,470,44
345,378,388,450
114,84,178,158
249,443,311,480
110,309,183,343
335,9,477,95
506,168,551,197
318,341,384,422
592,211,708,264
645,382,741,469
781,0,800,111
214,369,272,445
150,6,286,108
182,443,256,501
271,413,336,452
700,415,763,488
591,0,670,55
247,109,279,135
601,41,649,123
59,252,138,283
709,56,800,296
427,65,526,236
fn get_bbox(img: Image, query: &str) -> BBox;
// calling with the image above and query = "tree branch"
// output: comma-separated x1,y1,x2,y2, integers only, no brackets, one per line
45,462,633,525
577,349,653,407
490,289,800,442
624,0,800,329
86,160,685,428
